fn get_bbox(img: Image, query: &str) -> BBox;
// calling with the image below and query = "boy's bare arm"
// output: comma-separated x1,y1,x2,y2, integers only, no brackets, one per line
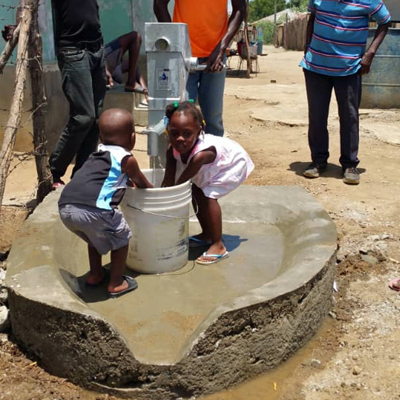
122,155,153,188
161,146,177,187
176,149,216,185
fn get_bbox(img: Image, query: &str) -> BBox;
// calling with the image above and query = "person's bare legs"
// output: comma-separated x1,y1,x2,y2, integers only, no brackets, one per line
87,244,105,285
136,68,148,101
118,32,147,93
193,185,226,261
192,184,212,241
108,244,129,294
136,69,147,91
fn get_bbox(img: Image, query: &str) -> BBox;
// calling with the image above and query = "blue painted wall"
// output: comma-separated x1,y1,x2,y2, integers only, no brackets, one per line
0,0,175,63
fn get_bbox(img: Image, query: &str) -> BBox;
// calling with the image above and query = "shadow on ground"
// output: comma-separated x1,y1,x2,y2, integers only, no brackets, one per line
189,234,247,260
60,266,140,303
289,161,366,179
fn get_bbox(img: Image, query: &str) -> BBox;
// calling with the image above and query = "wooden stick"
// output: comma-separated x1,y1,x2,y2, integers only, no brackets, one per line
0,1,32,206
28,0,52,203
0,24,21,74
244,0,251,78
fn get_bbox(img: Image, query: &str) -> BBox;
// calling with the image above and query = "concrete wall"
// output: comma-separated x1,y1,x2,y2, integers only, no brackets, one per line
0,64,69,153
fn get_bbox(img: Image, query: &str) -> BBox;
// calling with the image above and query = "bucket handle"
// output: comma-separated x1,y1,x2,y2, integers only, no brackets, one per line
126,200,199,219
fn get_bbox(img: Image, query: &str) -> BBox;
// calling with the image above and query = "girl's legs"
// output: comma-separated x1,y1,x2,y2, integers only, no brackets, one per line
192,184,212,241
108,244,129,294
193,185,226,261
87,244,105,285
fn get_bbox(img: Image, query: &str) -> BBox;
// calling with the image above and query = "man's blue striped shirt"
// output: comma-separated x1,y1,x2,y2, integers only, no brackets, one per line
300,0,391,76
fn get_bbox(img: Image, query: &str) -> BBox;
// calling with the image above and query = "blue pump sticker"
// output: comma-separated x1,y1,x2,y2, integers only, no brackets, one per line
157,69,171,90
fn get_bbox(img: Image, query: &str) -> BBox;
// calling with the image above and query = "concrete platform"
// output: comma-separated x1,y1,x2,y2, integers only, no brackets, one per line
5,186,337,399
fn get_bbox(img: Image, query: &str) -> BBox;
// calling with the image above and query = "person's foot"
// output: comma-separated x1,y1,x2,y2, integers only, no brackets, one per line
108,276,138,298
196,250,229,265
52,177,65,190
303,163,327,179
124,83,148,95
196,243,227,264
389,278,400,292
86,267,108,286
343,167,360,185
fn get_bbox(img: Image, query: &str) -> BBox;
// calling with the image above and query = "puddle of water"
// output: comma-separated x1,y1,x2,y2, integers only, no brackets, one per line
76,319,335,399
201,318,335,400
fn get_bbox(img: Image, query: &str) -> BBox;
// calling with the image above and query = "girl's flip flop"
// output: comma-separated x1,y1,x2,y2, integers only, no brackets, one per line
196,251,229,265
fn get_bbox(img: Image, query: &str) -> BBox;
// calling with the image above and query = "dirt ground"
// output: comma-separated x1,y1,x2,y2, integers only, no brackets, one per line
1,46,400,400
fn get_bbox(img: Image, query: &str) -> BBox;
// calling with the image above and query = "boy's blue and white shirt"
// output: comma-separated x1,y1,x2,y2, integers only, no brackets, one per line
300,0,391,76
59,144,131,211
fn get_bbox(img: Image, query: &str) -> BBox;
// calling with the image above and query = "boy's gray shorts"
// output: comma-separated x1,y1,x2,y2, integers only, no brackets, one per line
59,204,132,255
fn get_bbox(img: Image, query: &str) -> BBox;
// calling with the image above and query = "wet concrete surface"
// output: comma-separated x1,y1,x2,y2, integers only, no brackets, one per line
5,185,337,399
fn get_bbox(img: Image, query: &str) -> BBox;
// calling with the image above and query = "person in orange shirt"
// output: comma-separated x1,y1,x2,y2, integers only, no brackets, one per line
154,0,246,137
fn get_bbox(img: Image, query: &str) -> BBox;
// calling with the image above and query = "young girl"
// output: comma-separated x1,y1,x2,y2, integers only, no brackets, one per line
162,101,254,265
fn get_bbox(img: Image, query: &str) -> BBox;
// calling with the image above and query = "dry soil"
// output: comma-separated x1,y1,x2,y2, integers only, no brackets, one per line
1,46,400,400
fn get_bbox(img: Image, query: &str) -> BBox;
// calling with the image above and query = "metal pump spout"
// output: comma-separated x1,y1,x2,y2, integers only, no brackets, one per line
143,118,166,158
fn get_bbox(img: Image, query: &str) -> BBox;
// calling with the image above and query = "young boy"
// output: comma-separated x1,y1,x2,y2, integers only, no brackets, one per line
58,108,153,298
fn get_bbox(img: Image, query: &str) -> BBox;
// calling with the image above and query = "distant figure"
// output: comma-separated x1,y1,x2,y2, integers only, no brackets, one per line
162,101,254,265
58,109,153,297
105,31,148,97
154,0,246,137
301,0,391,185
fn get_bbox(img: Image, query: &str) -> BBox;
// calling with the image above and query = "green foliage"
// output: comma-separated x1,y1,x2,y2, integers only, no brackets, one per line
289,0,309,12
249,0,286,22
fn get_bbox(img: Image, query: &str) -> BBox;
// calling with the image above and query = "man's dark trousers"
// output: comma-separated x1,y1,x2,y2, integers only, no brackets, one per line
304,69,361,169
50,42,107,180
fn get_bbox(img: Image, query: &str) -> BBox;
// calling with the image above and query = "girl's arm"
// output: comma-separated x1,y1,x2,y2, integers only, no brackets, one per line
176,149,216,185
161,146,177,187
122,155,153,188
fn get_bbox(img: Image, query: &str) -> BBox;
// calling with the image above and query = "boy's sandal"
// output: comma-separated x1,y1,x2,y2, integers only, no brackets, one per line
108,276,138,298
196,251,229,265
189,236,212,248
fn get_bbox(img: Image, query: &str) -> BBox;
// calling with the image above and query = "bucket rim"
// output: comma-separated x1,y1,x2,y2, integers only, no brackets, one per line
122,198,192,213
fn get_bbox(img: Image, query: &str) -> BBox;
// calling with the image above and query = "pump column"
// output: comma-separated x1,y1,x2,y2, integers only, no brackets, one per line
145,22,198,168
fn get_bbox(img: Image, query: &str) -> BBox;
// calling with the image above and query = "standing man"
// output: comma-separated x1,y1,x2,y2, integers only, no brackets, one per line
49,0,112,188
154,0,246,137
301,0,391,185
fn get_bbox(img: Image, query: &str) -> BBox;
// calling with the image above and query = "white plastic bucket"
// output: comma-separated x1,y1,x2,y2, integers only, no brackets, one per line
120,169,192,274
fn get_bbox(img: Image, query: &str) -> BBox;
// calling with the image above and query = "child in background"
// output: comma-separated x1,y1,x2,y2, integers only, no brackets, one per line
162,101,254,265
58,108,153,297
